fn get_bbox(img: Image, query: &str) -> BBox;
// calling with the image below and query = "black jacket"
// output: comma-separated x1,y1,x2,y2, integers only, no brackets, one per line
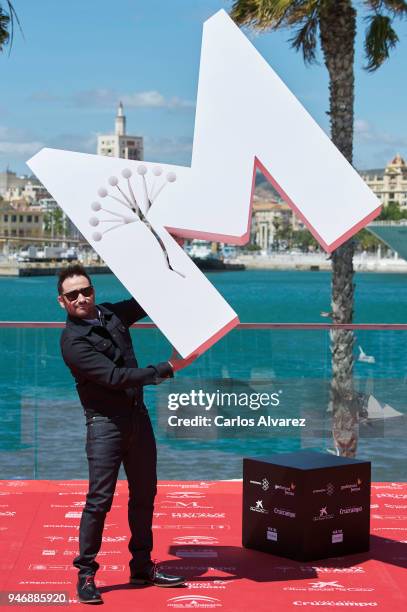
60,298,173,417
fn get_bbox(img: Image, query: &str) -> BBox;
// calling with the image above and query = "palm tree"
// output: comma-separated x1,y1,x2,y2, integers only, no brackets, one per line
230,0,407,456
0,1,21,53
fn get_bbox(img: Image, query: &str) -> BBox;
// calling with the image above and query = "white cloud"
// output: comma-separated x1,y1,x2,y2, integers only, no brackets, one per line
354,118,407,148
47,132,98,153
0,125,44,158
144,135,193,165
354,118,407,169
30,88,195,110
0,141,44,155
123,91,194,109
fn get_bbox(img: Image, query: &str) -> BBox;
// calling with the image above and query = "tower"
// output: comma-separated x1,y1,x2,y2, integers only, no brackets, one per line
97,104,143,161
115,101,126,137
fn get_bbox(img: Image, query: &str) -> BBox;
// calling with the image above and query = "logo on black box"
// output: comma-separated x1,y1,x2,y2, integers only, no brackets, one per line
312,483,335,496
266,527,278,542
339,505,363,515
332,529,344,543
313,506,334,522
340,478,362,493
275,482,296,496
249,478,269,491
274,507,296,519
250,500,268,514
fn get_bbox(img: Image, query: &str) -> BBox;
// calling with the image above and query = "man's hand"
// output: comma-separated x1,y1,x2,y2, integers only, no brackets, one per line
168,347,198,372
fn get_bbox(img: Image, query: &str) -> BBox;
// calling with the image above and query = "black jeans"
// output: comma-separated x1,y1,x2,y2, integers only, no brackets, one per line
73,406,157,578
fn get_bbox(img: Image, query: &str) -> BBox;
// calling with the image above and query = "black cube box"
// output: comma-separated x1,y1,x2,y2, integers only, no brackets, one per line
243,450,371,561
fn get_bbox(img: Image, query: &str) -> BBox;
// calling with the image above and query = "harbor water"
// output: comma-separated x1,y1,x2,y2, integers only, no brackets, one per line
0,270,406,481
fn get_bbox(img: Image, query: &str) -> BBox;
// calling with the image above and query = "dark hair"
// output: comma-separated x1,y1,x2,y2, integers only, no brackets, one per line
57,264,92,295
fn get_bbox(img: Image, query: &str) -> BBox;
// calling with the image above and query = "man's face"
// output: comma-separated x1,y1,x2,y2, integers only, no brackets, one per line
57,274,96,319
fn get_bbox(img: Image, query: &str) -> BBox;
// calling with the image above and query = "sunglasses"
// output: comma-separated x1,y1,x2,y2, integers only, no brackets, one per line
62,285,94,302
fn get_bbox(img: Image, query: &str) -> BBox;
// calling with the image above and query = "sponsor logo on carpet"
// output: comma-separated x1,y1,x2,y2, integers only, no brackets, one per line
175,548,218,558
186,582,226,590
57,483,87,487
67,535,127,542
171,513,225,519
166,492,206,499
292,601,378,607
372,514,406,520
158,483,212,489
19,581,72,585
160,501,213,509
29,564,124,571
50,504,84,509
5,481,27,487
173,536,219,545
64,511,82,518
167,595,222,608
43,524,79,529
372,484,404,490
384,504,407,509
154,524,230,531
297,566,365,574
373,526,407,531
377,494,407,499
285,581,374,592
169,565,235,572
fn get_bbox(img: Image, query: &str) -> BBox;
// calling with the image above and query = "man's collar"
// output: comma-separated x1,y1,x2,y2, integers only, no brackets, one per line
65,303,114,335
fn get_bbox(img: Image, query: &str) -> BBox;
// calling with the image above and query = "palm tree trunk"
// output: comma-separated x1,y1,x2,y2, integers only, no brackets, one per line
319,0,359,456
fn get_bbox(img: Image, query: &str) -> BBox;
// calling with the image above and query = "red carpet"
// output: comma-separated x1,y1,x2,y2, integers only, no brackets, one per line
0,480,406,610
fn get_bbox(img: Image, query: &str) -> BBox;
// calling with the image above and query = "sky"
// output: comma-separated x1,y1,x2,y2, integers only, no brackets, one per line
0,0,406,175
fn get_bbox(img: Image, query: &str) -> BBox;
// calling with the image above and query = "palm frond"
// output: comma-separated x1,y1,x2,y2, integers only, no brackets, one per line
0,7,10,52
382,0,407,12
230,0,315,30
289,12,319,63
0,1,23,54
364,0,407,15
364,13,399,70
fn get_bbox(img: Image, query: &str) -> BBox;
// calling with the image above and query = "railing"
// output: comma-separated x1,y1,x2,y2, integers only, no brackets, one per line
0,323,406,482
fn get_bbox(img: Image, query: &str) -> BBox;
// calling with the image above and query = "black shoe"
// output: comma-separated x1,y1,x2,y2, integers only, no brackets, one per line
77,575,103,604
129,562,185,587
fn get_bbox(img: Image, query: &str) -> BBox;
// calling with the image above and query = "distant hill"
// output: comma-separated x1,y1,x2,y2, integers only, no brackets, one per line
254,170,282,201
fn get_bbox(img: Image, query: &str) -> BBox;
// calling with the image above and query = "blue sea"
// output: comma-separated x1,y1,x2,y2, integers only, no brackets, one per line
0,270,406,481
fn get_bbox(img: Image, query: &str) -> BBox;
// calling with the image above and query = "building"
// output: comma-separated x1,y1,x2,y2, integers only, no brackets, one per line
3,181,49,204
97,102,144,160
360,154,407,208
0,170,39,198
0,201,44,238
251,198,294,250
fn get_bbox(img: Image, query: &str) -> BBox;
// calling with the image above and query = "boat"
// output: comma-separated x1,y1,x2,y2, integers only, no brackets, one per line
357,345,375,364
186,240,245,271
17,245,78,263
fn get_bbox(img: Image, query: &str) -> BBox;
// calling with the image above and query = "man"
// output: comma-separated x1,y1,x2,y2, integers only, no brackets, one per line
57,264,186,604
